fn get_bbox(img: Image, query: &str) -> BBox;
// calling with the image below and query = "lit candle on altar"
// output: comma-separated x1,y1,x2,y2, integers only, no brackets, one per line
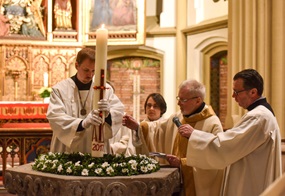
43,72,48,87
93,24,108,109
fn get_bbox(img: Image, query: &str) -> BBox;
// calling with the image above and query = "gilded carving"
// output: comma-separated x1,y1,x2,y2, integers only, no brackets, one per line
33,54,49,87
0,45,78,101
51,56,67,85
1,0,45,37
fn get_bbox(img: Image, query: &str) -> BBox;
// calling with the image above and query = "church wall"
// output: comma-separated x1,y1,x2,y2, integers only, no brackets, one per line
145,0,229,119
145,37,176,118
186,28,228,82
228,0,285,137
145,0,177,118
187,0,228,25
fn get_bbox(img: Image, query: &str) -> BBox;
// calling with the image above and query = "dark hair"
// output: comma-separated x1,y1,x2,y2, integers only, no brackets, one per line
233,69,264,96
76,48,95,65
144,93,167,116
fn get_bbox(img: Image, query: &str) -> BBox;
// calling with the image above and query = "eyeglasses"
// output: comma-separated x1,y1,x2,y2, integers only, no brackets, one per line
233,89,249,96
176,96,199,103
146,103,159,109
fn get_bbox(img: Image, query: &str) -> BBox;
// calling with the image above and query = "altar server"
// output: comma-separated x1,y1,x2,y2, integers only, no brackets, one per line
183,69,282,196
47,48,124,154
115,93,167,156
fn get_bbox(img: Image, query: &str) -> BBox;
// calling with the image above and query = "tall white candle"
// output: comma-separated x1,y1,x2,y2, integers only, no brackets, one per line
92,24,108,157
93,25,108,109
43,72,48,87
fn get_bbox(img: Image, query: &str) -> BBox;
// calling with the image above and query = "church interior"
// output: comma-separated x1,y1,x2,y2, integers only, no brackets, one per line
0,0,285,194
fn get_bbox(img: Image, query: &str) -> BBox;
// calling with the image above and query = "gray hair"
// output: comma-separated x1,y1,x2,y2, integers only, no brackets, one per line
178,79,206,100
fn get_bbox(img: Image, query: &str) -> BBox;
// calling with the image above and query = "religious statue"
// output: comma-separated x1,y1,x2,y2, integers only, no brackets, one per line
1,0,46,36
28,0,46,37
4,0,26,34
54,0,73,30
21,7,44,37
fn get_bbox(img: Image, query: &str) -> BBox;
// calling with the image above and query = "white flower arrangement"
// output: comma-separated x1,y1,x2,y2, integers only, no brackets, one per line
32,152,160,177
38,87,52,98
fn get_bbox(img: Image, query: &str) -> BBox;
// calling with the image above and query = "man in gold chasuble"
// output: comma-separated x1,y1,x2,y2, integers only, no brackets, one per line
123,79,224,196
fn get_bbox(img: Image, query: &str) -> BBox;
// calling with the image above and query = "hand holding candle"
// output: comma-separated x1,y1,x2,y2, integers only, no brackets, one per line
92,24,108,157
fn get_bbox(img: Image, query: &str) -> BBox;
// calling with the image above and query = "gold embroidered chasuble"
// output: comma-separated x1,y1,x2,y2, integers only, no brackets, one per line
172,106,216,196
136,105,224,196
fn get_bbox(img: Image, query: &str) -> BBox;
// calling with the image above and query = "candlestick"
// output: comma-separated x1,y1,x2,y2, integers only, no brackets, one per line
92,24,108,157
15,81,18,101
43,72,48,87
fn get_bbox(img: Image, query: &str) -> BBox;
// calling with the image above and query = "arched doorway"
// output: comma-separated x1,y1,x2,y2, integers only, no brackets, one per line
107,47,164,122
210,51,227,127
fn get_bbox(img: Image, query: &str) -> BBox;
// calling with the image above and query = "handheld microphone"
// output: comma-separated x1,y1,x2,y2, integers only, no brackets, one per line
172,117,182,127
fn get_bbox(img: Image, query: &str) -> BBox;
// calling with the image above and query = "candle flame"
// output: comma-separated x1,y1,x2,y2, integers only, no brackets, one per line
101,24,105,28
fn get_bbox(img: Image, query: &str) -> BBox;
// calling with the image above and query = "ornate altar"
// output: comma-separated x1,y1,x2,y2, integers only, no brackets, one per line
0,102,52,180
4,164,180,196
0,0,146,102
0,102,49,125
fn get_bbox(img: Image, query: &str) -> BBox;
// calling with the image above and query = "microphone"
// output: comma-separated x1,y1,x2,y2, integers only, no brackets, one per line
172,117,182,127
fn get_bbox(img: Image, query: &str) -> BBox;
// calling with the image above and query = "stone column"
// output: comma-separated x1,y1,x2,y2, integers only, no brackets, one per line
10,70,21,101
175,0,187,91
271,0,285,138
227,0,285,137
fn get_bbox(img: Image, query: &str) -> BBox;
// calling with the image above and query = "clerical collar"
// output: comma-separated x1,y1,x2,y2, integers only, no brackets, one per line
71,75,92,90
184,102,206,117
247,97,275,116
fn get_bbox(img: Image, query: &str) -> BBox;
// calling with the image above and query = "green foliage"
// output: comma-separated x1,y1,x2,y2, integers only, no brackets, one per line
39,87,52,98
32,152,160,177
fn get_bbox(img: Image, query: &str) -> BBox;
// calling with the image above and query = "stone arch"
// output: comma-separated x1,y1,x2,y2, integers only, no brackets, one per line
196,38,228,127
202,42,227,127
108,46,164,121
4,56,28,100
50,55,68,86
33,54,50,88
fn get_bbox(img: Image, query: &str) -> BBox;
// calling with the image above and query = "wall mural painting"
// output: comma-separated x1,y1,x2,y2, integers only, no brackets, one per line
90,0,137,31
86,0,145,45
